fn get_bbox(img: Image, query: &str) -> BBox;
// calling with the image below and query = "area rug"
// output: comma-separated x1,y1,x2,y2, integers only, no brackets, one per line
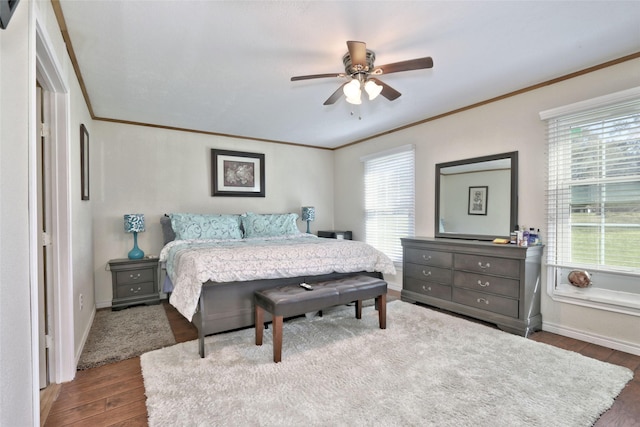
140,301,632,426
78,304,175,370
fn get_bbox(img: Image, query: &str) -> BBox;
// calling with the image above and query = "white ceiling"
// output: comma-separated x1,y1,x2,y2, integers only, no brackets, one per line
57,1,640,149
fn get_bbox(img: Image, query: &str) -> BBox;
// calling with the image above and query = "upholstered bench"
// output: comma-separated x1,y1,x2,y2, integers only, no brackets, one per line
254,275,387,362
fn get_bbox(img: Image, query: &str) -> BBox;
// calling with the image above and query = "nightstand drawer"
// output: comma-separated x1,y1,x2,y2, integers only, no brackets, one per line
116,268,154,285
404,262,452,285
452,288,518,318
116,281,155,299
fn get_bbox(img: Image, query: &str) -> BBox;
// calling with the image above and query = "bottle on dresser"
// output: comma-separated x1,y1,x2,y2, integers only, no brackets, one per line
520,226,530,247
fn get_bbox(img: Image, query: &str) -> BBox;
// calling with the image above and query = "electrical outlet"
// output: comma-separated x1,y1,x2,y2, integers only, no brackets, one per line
79,293,84,311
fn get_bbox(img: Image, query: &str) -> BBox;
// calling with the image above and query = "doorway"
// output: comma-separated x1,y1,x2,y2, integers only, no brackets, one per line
36,83,54,390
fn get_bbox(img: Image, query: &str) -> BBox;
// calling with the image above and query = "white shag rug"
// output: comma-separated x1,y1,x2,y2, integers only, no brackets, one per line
141,301,632,426
78,304,175,370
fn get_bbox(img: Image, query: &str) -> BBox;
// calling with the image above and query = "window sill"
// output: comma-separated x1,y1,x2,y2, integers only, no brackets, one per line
549,283,640,317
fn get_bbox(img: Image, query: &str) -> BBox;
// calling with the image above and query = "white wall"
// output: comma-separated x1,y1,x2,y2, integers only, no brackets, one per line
0,1,36,425
334,58,640,352
92,122,335,307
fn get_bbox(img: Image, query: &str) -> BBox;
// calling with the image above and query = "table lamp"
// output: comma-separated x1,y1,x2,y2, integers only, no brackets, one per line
124,214,145,259
301,206,315,234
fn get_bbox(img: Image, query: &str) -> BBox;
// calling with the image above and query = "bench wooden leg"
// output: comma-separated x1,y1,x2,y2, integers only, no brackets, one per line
255,305,264,346
355,300,362,319
377,294,387,329
273,315,283,363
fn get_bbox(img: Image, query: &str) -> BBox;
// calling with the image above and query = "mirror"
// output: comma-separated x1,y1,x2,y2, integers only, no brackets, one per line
435,151,518,240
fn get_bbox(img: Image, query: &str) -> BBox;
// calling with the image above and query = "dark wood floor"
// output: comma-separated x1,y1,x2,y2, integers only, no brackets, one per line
44,293,640,426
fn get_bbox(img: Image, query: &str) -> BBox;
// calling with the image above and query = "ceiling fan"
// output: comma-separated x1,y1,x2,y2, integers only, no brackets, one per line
291,41,433,106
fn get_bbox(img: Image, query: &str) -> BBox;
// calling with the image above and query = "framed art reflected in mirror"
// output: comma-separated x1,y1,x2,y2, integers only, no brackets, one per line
468,186,488,215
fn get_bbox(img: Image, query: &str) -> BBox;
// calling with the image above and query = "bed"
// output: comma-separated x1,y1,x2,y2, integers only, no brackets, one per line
159,212,396,351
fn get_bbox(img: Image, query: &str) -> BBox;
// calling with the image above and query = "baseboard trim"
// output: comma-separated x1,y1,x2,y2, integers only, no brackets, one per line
543,320,640,356
388,282,401,292
75,307,96,368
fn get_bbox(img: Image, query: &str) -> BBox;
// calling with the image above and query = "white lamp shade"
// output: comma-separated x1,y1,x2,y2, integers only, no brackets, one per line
343,79,361,98
345,95,362,105
364,80,383,100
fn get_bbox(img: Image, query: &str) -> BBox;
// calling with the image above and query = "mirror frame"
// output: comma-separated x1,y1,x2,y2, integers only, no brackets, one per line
435,151,518,240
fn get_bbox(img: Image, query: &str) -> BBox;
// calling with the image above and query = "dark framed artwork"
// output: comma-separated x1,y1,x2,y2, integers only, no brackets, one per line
468,186,488,215
211,149,265,197
80,124,89,201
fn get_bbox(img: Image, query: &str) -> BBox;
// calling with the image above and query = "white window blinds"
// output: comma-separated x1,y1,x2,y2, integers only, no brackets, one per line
362,145,415,263
544,93,640,275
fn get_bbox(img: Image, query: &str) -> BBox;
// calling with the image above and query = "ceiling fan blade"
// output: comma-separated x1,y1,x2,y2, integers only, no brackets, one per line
375,57,433,75
291,73,345,81
323,82,348,105
346,40,367,67
369,78,401,101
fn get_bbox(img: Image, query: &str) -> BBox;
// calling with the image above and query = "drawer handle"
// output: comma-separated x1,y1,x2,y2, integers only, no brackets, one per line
421,270,432,277
130,287,142,294
422,285,432,292
477,280,490,287
477,262,491,269
422,254,432,261
477,297,489,305
129,273,141,280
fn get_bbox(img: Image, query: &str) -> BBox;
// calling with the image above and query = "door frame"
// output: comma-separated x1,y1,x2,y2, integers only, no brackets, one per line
32,11,75,393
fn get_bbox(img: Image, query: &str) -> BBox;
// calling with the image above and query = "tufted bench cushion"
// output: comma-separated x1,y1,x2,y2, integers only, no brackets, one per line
254,275,387,362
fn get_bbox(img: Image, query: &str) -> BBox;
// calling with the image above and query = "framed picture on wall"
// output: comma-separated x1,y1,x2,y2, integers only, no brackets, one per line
211,149,265,197
80,124,90,201
468,186,487,215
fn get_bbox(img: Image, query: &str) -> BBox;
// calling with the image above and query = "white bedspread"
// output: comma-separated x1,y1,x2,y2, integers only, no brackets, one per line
159,234,396,321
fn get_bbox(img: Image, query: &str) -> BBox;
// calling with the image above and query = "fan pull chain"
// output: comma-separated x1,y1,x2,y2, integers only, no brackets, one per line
350,106,362,120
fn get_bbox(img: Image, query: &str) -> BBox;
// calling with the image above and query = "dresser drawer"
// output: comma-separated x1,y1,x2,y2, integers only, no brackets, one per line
116,281,155,299
404,277,452,300
453,271,520,299
452,288,518,318
404,262,452,285
454,254,520,278
405,248,452,268
116,268,155,285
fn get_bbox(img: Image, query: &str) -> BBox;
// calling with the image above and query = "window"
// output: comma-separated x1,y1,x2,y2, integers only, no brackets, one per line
362,145,415,264
541,87,640,314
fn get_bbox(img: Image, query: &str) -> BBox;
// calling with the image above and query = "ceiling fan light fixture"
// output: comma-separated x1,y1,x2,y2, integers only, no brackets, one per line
343,79,361,99
345,95,362,105
364,80,383,100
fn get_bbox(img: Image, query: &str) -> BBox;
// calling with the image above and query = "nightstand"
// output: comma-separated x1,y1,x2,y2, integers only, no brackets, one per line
108,257,160,310
318,230,353,240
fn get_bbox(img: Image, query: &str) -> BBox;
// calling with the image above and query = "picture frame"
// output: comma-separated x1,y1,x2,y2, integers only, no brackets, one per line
468,186,488,215
211,149,265,197
80,124,90,201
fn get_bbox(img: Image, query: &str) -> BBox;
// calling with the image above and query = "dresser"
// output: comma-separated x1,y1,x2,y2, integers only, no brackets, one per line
401,237,543,336
108,257,160,310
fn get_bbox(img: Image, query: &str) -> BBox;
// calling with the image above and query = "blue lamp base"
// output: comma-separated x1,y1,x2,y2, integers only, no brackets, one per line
128,232,145,260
